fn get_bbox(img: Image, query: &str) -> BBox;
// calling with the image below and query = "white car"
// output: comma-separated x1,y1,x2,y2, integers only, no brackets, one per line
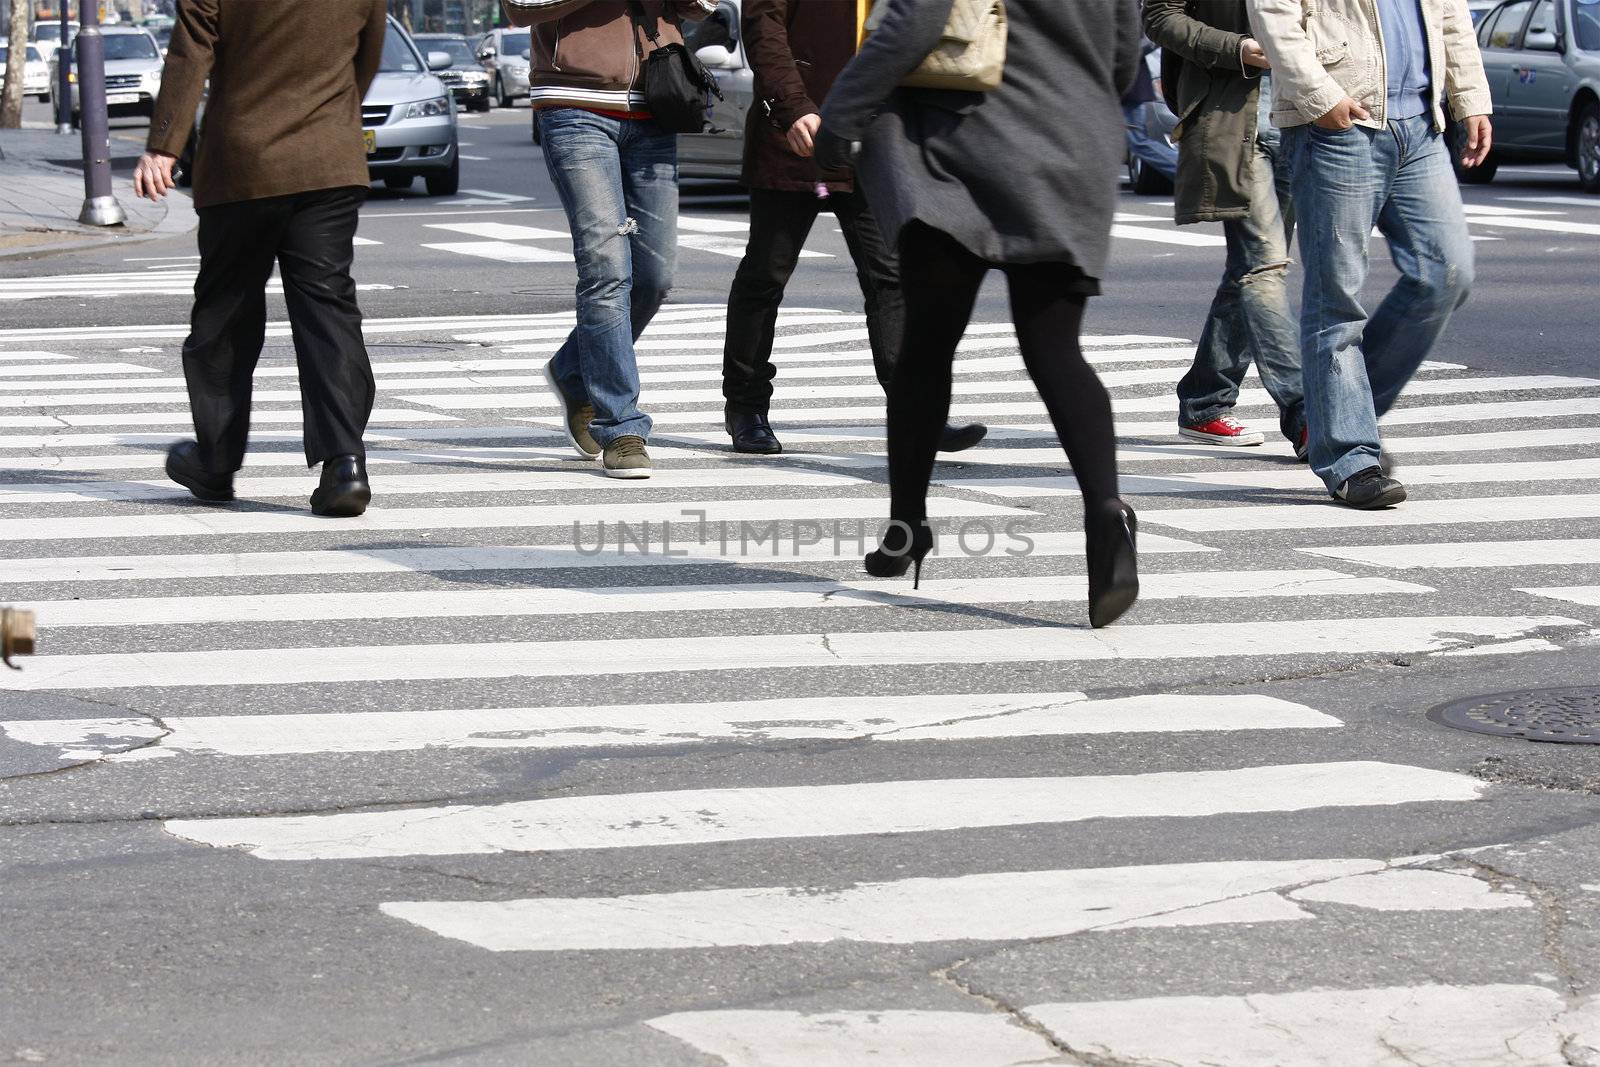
47,24,163,124
0,40,52,101
29,21,76,65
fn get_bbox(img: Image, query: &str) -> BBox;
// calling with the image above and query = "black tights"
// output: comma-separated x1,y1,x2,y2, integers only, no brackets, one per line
887,223,1120,526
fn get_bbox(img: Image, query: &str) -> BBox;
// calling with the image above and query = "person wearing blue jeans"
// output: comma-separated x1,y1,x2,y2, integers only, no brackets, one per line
1122,41,1179,185
1249,0,1494,508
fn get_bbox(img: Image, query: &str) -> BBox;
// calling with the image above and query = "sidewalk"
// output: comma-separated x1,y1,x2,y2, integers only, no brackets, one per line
0,126,197,258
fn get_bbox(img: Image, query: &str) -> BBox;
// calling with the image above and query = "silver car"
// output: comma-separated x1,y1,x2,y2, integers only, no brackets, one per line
475,28,531,109
365,18,461,197
1467,0,1600,191
48,24,162,124
679,0,754,180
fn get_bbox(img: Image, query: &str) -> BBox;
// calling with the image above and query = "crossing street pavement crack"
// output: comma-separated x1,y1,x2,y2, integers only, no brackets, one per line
1454,855,1585,999
930,959,1092,1066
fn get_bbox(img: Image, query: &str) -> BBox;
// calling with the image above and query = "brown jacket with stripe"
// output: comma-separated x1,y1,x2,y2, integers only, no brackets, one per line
147,0,387,210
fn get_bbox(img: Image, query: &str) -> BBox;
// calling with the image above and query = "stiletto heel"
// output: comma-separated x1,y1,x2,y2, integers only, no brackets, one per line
1086,499,1139,628
864,521,934,582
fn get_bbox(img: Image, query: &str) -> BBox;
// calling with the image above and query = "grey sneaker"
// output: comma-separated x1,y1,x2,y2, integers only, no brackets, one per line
601,435,652,479
542,360,599,458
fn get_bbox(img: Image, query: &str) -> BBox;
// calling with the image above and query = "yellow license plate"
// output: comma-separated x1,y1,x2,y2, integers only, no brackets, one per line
364,130,377,155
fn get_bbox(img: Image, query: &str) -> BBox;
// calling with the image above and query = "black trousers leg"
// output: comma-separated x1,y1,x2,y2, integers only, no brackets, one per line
1003,265,1120,509
182,198,285,473
722,188,820,414
831,190,904,393
887,223,987,525
275,188,374,467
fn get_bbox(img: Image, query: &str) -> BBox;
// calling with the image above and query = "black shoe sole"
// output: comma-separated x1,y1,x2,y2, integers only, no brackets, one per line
730,437,783,455
1335,483,1407,510
311,483,372,518
939,424,988,453
165,456,234,503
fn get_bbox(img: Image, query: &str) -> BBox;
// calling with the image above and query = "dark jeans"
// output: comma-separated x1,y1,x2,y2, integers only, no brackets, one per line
183,187,374,472
888,223,1117,525
723,188,902,414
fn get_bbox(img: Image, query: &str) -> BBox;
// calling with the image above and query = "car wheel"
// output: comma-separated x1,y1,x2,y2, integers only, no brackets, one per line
496,75,510,109
1577,99,1600,195
384,175,414,192
1128,156,1173,196
472,96,490,114
425,154,461,197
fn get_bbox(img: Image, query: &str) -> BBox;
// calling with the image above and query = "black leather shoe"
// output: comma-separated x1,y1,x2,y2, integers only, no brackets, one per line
1086,499,1139,629
726,411,783,455
939,422,988,453
311,454,371,517
165,441,234,503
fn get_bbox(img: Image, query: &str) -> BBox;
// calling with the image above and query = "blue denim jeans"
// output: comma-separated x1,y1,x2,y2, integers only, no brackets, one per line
1286,115,1474,490
1123,102,1179,181
1176,102,1306,441
538,107,679,446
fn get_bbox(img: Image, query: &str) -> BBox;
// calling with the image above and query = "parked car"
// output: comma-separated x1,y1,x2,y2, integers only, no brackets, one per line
46,24,163,125
366,17,461,196
0,40,52,101
474,27,530,109
30,20,75,64
679,0,753,180
412,33,491,112
1462,0,1600,191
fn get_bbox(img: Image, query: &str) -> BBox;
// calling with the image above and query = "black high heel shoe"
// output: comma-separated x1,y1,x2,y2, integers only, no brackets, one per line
1086,500,1139,628
864,521,935,589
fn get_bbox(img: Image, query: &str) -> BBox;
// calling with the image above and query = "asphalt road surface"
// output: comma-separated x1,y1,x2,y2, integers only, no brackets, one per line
2,105,1600,1066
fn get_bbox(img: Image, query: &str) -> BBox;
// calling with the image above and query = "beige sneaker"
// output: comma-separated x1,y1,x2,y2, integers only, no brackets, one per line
601,435,652,479
542,360,599,458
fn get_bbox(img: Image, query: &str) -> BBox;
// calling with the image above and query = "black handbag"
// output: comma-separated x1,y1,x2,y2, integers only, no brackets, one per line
625,0,723,133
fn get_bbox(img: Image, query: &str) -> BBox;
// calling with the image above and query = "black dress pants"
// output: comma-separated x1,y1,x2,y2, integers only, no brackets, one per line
723,188,904,414
183,186,375,472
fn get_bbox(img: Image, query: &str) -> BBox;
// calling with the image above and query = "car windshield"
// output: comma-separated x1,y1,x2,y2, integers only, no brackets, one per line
34,24,64,42
502,32,529,58
379,28,421,73
426,38,476,65
102,33,158,60
0,45,44,62
1577,1,1600,50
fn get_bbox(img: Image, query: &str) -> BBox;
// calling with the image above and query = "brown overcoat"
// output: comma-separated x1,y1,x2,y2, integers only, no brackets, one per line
148,0,387,209
741,0,860,193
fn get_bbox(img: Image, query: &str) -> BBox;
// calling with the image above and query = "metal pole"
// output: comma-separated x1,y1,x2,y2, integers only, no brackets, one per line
75,0,123,226
55,0,72,134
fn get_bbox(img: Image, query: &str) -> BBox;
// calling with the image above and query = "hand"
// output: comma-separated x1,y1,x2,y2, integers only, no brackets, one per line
1241,37,1271,70
812,125,860,173
132,150,178,202
1314,96,1371,131
1459,114,1493,168
786,113,821,158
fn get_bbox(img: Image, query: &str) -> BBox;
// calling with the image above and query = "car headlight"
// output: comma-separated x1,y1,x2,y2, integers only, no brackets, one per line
465,70,489,82
403,95,452,119
144,69,161,85
506,63,528,76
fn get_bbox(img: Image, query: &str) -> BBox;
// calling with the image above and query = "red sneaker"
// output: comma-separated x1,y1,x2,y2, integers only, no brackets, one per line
1294,427,1310,462
1179,415,1265,447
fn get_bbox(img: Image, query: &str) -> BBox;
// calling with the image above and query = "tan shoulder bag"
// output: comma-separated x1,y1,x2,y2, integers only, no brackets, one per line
864,0,1008,93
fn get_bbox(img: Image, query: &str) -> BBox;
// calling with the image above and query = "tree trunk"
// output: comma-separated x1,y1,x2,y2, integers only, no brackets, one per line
1,0,33,129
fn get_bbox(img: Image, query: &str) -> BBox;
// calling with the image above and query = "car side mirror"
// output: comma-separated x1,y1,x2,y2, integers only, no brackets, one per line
479,47,496,59
427,50,453,71
522,49,532,61
695,44,734,68
1525,29,1560,51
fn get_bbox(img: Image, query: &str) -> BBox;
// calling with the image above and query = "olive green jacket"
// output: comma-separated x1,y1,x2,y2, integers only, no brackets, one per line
1143,0,1263,225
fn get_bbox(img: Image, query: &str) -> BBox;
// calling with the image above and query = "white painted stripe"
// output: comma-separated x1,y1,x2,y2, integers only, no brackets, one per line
2,694,1340,760
1111,223,1227,246
0,363,157,378
0,465,869,504
0,496,1024,544
8,617,1570,691
677,215,752,233
1301,538,1600,570
0,389,308,408
164,761,1486,860
0,531,1212,586
1399,374,1599,395
424,222,571,241
1027,985,1594,1067
939,458,1600,498
46,408,456,428
351,236,382,246
1515,586,1600,607
0,351,75,360
1381,396,1600,425
1142,494,1600,532
27,571,1427,628
1499,195,1600,209
646,1010,1063,1067
389,857,1395,951
420,241,574,263
1460,210,1600,236
0,425,559,452
679,233,830,259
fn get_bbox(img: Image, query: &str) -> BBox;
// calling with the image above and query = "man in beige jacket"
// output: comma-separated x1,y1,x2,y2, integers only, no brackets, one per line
1246,0,1492,510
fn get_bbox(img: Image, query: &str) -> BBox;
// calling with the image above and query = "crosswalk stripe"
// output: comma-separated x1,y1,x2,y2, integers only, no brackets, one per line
0,351,76,361
383,856,1525,952
0,408,456,430
1301,538,1600,569
163,761,1485,860
1111,223,1228,246
0,531,1212,586
937,457,1600,497
6,617,1571,691
419,240,574,263
1141,493,1600,532
0,694,1340,759
0,362,158,378
22,571,1429,628
423,221,571,241
1516,585,1600,607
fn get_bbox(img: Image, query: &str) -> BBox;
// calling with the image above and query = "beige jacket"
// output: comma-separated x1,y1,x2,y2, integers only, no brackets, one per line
1244,0,1493,131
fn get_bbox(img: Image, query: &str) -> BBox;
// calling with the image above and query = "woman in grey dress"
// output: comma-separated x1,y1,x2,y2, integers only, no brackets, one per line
817,0,1145,627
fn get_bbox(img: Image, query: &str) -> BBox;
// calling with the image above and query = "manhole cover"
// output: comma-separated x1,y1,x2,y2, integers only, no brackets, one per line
1428,686,1600,744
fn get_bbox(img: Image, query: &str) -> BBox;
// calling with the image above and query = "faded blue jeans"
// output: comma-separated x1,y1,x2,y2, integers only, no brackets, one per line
1287,114,1474,490
1177,83,1305,441
538,107,679,446
1123,102,1179,181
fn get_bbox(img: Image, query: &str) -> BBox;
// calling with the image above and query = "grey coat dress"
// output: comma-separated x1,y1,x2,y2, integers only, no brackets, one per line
821,0,1143,281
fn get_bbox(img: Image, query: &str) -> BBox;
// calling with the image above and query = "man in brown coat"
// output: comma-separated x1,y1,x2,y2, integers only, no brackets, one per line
720,0,983,455
132,0,387,517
